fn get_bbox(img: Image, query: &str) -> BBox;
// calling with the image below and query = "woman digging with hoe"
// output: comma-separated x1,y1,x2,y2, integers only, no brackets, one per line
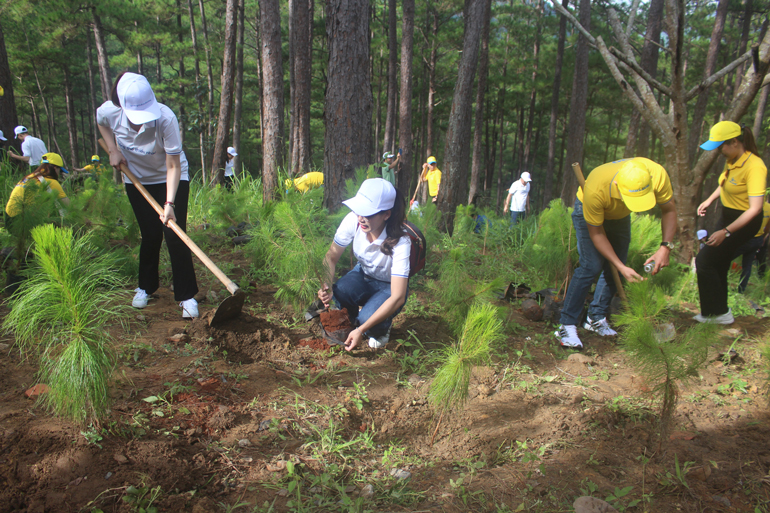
97,72,199,319
695,121,766,324
318,178,411,351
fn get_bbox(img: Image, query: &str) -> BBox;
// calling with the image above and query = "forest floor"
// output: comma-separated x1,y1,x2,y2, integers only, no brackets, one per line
1,245,770,513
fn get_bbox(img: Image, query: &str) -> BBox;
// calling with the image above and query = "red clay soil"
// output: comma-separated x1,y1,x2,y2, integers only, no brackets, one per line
296,338,332,351
320,308,352,332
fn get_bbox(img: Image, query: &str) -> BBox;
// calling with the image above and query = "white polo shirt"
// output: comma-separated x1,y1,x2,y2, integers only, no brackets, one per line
508,180,531,212
225,159,234,177
333,212,411,282
96,101,189,185
21,136,48,167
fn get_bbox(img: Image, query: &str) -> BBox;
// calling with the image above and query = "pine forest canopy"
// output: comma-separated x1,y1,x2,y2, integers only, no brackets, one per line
1,0,769,255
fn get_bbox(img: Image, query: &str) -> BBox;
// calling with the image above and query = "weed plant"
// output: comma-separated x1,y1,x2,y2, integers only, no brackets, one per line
3,225,129,423
616,280,715,446
429,301,505,412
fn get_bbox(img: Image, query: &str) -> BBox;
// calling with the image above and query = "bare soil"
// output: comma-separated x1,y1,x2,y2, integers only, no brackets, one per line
1,249,770,512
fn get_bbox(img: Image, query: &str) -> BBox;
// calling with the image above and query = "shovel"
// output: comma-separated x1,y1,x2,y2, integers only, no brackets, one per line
98,139,245,326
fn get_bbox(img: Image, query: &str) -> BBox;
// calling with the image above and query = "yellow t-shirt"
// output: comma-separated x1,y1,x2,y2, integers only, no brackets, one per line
293,172,324,193
82,163,104,175
426,168,442,197
755,202,770,237
576,157,673,226
5,177,67,217
718,152,767,211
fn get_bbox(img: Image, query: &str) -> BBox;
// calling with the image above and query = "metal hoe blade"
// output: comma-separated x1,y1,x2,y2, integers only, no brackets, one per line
209,290,247,326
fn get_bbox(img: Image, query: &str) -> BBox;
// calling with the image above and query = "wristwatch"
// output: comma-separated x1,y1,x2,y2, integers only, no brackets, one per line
724,228,732,238
660,241,672,249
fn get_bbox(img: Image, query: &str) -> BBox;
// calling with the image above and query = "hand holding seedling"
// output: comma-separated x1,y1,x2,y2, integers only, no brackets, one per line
318,283,333,306
618,264,643,283
344,327,364,351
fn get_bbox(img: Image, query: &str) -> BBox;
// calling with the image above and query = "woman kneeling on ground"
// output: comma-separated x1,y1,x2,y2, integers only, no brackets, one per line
318,178,410,351
97,72,199,319
695,121,766,324
5,152,70,229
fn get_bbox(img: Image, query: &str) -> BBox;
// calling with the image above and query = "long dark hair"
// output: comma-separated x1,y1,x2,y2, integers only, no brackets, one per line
26,163,60,183
727,124,759,155
381,188,407,256
110,71,129,107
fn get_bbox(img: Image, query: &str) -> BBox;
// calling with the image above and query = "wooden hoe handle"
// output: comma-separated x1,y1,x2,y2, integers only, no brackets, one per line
98,139,240,295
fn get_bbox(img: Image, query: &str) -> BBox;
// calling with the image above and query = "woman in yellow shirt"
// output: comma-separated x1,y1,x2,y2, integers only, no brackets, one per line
5,152,70,230
696,122,766,324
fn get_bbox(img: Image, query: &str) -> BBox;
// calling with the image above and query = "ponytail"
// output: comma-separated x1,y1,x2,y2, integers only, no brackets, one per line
380,188,407,256
740,124,759,155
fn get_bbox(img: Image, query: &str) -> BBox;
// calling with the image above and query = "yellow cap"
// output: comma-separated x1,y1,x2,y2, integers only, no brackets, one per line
91,155,100,162
700,121,741,150
41,152,64,168
284,178,293,190
616,161,655,212
427,156,437,164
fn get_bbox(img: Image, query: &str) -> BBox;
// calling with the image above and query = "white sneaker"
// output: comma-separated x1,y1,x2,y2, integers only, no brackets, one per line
132,288,149,309
693,309,734,325
555,324,583,349
368,327,390,349
584,316,618,336
180,298,199,319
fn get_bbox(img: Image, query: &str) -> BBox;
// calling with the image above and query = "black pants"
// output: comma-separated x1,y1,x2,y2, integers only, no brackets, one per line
125,181,198,302
696,206,762,316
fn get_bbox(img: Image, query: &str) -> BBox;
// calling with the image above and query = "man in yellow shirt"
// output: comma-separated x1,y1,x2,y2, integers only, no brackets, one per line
285,171,324,193
74,155,104,175
556,158,677,350
5,152,70,229
411,156,441,205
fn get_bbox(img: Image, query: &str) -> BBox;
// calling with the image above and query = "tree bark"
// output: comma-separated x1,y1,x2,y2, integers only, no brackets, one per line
522,0,543,175
91,8,112,102
397,0,416,197
382,0,398,155
542,0,569,209
0,21,19,153
468,0,491,206
176,0,186,145
199,0,215,155
85,29,99,154
558,0,591,206
324,0,373,212
753,84,769,136
425,9,439,158
63,64,79,168
232,0,246,175
733,0,754,95
187,0,207,181
289,0,312,176
211,0,238,185
261,0,285,201
438,0,485,233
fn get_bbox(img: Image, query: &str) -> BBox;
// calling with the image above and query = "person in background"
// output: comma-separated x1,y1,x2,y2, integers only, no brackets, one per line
97,72,199,319
73,155,105,183
5,152,70,229
224,146,237,189
503,172,532,225
381,151,400,188
411,156,441,205
555,158,677,350
318,178,411,351
0,130,7,156
695,121,766,324
731,201,770,293
9,126,48,169
285,171,324,193
697,229,708,249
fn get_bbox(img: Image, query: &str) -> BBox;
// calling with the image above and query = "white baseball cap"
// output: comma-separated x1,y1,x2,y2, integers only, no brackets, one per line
117,73,162,124
383,152,394,160
521,172,532,182
342,178,396,216
14,125,27,139
227,146,238,156
0,130,6,141
697,229,708,240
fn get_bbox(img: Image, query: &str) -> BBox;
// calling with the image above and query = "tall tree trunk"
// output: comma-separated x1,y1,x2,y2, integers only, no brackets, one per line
324,0,373,211
232,0,246,175
686,0,729,165
289,0,312,176
495,113,505,212
542,0,568,209
91,8,112,103
199,0,215,154
733,0,754,95
261,0,285,201
85,30,98,154
522,0,543,174
63,64,79,168
425,9,438,158
397,0,415,197
468,0,491,205
382,0,398,154
0,21,19,153
438,0,485,233
188,0,207,180
559,0,591,206
135,21,144,75
176,0,186,144
754,84,769,137
211,0,238,184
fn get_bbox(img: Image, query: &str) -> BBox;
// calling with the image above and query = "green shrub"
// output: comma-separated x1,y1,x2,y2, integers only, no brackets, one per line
520,199,576,289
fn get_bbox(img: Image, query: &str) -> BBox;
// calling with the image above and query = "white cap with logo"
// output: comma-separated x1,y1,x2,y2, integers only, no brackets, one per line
227,146,238,156
521,172,532,182
117,73,162,125
342,178,396,217
0,130,6,141
14,125,27,139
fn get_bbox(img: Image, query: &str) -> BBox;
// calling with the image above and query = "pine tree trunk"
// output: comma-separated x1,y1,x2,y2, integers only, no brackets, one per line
177,0,186,145
0,21,19,151
559,0,591,206
542,0,568,209
439,0,485,233
187,0,206,180
382,0,398,155
261,0,285,201
753,84,769,137
397,0,415,196
468,0,491,206
136,21,144,75
522,0,543,175
85,30,99,154
733,0,754,95
289,0,312,176
232,0,246,175
199,0,215,155
63,65,79,168
91,8,112,103
425,9,438,158
323,0,373,211
211,0,238,185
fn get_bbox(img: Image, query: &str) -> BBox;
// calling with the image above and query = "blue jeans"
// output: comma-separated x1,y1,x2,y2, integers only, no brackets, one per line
332,264,408,338
510,211,526,225
560,199,631,326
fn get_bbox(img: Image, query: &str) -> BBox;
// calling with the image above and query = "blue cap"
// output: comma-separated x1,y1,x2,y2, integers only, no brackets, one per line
699,139,724,151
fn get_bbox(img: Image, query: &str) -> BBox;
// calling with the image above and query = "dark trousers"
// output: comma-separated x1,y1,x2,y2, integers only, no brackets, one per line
696,206,762,316
732,235,764,293
125,181,198,302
